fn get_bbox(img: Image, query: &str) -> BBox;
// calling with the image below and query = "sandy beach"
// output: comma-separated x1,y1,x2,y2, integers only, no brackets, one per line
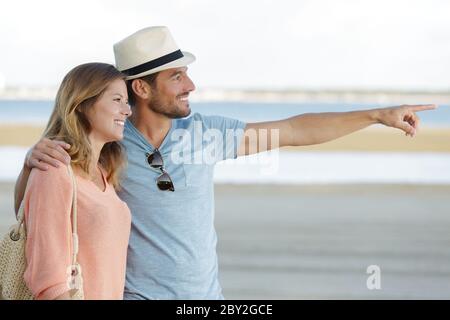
1,182,449,299
1,124,449,152
215,184,450,299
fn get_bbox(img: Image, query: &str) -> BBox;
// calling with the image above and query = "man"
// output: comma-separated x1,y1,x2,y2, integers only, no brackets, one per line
14,26,436,299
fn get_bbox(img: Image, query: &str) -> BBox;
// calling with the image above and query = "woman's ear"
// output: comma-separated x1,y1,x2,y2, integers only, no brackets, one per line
131,79,151,100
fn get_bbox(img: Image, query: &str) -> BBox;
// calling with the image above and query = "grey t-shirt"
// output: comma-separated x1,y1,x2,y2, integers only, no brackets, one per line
118,113,246,299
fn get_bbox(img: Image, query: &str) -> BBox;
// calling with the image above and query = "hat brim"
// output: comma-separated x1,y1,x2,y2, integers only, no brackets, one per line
124,51,195,80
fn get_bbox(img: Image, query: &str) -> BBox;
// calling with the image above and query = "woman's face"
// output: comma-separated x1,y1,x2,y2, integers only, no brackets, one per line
86,78,131,143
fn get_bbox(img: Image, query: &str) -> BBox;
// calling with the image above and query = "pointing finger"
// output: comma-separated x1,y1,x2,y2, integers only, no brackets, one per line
408,104,438,112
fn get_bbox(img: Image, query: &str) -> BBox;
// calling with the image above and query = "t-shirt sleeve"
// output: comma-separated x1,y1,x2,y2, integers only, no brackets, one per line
196,113,247,162
23,165,73,300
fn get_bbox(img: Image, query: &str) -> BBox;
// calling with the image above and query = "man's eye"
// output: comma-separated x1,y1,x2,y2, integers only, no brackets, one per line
114,98,121,102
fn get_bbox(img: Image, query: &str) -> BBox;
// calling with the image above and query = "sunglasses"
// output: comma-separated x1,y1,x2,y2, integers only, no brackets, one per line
146,149,175,192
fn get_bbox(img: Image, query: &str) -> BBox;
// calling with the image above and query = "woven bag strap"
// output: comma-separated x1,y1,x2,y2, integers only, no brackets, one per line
14,201,26,237
67,165,79,266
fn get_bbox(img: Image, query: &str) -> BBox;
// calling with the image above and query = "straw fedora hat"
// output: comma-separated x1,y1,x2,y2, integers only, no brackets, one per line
113,26,196,80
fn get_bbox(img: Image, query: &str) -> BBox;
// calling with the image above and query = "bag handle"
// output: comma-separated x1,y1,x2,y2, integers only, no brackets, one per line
11,202,26,241
67,165,79,267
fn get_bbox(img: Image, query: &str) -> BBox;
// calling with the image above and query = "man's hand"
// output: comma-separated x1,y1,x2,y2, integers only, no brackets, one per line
374,104,437,137
25,138,71,171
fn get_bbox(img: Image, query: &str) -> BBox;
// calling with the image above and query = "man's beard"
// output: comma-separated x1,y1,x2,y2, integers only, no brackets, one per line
147,92,191,119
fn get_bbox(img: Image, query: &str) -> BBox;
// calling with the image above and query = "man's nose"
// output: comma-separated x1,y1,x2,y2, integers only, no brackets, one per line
185,76,196,92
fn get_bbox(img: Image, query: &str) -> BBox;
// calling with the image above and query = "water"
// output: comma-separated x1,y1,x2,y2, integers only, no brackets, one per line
0,100,449,127
192,102,450,127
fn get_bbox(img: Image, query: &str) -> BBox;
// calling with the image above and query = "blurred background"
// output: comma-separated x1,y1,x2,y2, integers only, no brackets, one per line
0,0,449,299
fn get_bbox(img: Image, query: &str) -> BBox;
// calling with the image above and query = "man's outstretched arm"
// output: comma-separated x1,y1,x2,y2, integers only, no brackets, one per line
14,139,71,215
237,104,437,156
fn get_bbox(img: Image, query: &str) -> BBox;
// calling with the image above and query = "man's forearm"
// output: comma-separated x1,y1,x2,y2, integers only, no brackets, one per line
288,109,380,146
14,164,31,215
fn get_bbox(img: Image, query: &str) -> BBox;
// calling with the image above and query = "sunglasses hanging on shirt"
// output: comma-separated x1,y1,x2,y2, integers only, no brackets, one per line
146,149,175,192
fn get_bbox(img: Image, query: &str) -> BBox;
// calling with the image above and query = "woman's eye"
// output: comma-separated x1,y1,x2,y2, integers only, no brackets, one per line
114,98,121,102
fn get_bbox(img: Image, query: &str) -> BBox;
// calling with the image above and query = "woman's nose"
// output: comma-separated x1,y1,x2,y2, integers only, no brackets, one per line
122,103,132,117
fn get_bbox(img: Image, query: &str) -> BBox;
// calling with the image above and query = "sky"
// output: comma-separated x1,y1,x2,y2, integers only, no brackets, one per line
0,0,449,90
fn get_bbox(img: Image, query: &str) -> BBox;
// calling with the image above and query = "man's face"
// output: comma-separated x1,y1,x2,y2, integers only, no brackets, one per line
147,66,196,119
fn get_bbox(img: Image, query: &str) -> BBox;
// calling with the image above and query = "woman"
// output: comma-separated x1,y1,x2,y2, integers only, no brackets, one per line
21,63,132,299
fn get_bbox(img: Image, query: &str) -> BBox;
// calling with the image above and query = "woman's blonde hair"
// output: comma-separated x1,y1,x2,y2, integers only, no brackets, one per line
43,62,127,189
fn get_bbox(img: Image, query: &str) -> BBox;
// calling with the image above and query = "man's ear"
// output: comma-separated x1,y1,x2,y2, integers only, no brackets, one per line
131,79,151,100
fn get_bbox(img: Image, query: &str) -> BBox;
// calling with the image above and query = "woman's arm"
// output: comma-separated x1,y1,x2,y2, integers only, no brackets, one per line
23,165,75,300
14,138,71,215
